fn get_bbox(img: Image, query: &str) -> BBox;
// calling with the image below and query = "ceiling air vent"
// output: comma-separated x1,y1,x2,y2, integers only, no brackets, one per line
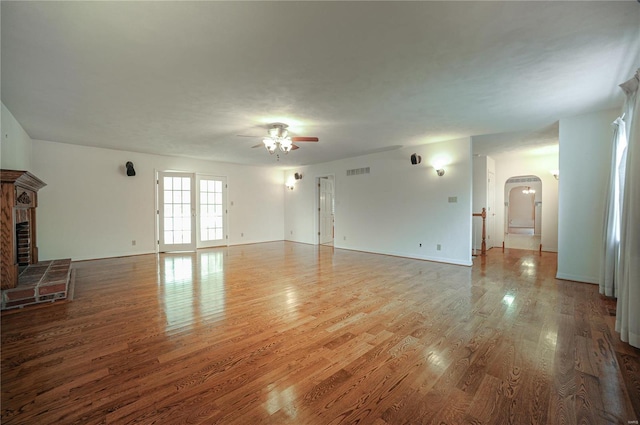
346,167,370,176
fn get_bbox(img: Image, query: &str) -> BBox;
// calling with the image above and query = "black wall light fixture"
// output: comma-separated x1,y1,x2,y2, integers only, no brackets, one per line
126,161,136,177
410,153,422,165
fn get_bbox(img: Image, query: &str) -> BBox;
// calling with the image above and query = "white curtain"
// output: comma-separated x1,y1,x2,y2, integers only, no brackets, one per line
616,69,640,348
600,117,627,297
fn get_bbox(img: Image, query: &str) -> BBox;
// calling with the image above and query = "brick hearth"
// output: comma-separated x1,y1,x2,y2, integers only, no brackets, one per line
1,259,73,310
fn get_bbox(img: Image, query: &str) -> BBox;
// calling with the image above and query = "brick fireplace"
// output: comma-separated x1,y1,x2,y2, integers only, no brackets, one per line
1,170,72,309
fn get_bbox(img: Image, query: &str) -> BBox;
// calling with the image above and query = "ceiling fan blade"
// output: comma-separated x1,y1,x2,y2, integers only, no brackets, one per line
238,134,261,138
251,144,263,148
291,144,300,150
291,136,318,142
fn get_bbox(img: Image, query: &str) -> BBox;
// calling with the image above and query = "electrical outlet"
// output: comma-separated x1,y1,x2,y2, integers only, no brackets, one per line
241,232,244,237
437,244,442,251
132,240,136,246
290,230,293,235
343,236,346,241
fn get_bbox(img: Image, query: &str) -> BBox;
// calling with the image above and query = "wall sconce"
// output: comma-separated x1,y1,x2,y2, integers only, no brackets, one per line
125,161,136,176
286,172,302,190
431,156,449,177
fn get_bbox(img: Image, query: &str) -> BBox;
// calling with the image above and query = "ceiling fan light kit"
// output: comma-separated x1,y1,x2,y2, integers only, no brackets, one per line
250,123,319,156
262,123,294,154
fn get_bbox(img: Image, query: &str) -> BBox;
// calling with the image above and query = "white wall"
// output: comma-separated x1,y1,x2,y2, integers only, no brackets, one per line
491,148,559,252
285,138,473,266
32,140,284,261
558,108,620,283
1,102,33,170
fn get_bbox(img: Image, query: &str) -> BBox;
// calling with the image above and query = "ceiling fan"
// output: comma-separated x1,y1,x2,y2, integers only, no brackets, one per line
240,123,319,155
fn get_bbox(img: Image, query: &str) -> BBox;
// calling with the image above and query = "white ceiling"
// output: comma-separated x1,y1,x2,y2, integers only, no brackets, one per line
2,1,639,167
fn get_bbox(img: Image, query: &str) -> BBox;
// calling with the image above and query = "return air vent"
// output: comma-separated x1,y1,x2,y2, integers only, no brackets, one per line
346,167,370,176
506,176,541,184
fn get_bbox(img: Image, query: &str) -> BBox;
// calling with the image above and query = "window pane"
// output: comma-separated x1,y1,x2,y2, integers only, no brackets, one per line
173,177,182,190
215,181,222,192
215,193,222,205
164,218,173,231
164,231,174,244
215,229,223,240
183,191,191,204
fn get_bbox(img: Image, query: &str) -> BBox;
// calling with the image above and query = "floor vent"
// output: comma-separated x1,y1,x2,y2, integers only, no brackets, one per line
346,167,370,176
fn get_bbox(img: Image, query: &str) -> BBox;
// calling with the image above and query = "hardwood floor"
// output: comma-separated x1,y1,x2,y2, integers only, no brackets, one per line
2,242,639,424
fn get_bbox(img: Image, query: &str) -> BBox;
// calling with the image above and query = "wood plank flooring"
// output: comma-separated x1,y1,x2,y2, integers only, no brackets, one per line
2,242,639,424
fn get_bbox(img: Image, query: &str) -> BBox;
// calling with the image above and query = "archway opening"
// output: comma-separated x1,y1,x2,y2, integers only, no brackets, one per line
504,175,541,250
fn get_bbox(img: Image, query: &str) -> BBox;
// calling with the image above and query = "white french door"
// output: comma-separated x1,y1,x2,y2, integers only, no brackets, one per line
196,175,227,248
158,172,228,252
158,172,197,252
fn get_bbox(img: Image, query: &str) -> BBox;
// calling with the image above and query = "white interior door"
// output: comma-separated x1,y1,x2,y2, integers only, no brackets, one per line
158,172,196,252
487,170,495,249
319,177,334,245
196,175,227,248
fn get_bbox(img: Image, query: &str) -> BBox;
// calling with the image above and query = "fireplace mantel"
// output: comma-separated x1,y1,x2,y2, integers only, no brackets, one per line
1,169,47,290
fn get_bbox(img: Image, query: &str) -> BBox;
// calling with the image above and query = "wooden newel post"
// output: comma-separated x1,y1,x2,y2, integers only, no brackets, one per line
480,208,486,256
472,207,487,256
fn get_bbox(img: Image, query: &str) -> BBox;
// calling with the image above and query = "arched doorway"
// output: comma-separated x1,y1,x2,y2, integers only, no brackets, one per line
504,175,542,250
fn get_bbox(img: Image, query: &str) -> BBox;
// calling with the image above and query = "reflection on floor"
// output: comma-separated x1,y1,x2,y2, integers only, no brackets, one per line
505,233,541,251
2,242,639,424
159,250,226,331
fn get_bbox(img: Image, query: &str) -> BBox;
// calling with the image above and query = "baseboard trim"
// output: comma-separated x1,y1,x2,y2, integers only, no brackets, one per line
555,272,598,284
